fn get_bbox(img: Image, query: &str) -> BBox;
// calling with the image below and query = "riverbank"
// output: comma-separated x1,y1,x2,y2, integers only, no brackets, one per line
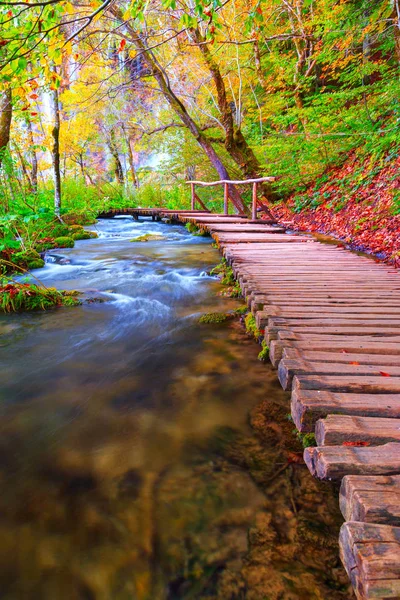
268,152,400,267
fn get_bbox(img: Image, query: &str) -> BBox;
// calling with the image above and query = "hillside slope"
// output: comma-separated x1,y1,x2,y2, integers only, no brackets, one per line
270,152,400,267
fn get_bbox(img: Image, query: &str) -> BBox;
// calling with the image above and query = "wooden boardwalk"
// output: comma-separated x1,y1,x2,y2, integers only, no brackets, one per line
104,208,400,598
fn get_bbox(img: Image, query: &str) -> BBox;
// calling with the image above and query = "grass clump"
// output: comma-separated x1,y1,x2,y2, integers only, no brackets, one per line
258,340,270,362
296,432,316,448
0,281,81,313
234,305,248,315
244,313,262,340
54,236,75,248
199,312,234,324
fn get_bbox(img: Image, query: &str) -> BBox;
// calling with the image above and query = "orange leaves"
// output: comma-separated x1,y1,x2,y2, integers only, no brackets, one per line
117,39,127,53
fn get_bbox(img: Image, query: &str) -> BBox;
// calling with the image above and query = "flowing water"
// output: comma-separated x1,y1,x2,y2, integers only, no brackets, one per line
0,218,353,600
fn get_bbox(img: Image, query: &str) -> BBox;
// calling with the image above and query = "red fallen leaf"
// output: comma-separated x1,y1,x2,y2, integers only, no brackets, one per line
349,361,360,365
0,40,8,47
30,112,38,116
117,38,126,52
341,349,348,353
256,6,262,14
30,93,38,100
342,441,370,447
379,371,391,377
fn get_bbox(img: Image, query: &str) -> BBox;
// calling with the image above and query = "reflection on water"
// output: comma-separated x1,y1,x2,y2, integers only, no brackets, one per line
0,218,353,599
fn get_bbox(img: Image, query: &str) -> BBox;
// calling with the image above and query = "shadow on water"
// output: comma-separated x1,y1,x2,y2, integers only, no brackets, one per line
0,217,353,599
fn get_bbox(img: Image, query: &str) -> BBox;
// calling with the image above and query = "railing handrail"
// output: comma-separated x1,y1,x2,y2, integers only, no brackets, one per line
186,177,275,186
186,176,275,220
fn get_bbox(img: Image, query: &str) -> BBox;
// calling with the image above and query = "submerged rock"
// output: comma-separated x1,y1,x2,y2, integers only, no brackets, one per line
199,312,235,324
130,234,166,242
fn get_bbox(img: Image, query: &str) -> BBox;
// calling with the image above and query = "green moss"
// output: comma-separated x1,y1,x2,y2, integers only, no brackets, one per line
49,224,70,238
258,340,270,362
199,312,234,324
34,240,56,252
296,432,316,448
71,231,92,241
185,222,199,234
130,234,165,242
63,212,97,226
245,313,262,340
68,224,84,232
234,305,248,315
11,249,45,270
54,236,75,248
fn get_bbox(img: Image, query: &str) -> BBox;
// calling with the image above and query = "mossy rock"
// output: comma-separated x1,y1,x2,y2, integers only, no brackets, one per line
130,234,165,242
71,231,91,241
27,259,45,270
49,224,70,238
34,239,56,252
68,224,84,232
199,312,234,324
11,249,45,270
63,212,97,226
54,236,75,248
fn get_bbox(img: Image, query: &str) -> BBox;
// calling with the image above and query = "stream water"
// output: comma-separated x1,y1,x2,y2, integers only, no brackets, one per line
0,218,353,600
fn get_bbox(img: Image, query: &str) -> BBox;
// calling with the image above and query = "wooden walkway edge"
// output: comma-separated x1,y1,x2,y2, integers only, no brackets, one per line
105,208,400,599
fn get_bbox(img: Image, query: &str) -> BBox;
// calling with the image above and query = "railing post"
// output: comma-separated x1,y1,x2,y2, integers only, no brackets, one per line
224,183,229,215
252,182,258,220
191,183,195,210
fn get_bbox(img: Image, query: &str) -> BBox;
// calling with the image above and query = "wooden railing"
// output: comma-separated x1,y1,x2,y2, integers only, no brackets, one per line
186,177,275,220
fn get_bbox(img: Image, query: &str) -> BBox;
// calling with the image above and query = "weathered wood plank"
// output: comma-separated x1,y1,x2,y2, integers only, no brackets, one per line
315,415,400,446
304,442,400,480
269,339,400,367
294,374,400,393
340,475,400,526
291,388,400,432
339,522,400,599
278,359,400,391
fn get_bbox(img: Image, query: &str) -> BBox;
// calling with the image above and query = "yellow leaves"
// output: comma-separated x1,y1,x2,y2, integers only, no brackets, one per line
64,1,75,15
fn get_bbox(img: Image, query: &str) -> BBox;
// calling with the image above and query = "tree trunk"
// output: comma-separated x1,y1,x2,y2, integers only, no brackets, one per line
123,125,139,188
0,88,12,167
192,28,274,201
27,118,38,194
394,0,400,61
108,128,124,185
111,6,246,213
50,83,62,215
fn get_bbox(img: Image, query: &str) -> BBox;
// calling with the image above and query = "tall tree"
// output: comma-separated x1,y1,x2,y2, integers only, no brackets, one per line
0,89,12,167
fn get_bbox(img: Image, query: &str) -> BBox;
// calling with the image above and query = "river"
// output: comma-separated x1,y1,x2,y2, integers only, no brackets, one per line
0,217,352,600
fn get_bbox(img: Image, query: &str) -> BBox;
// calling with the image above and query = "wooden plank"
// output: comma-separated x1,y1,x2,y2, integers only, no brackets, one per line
283,349,400,366
315,415,400,446
340,475,400,526
278,359,400,391
339,522,400,599
270,338,400,367
294,374,400,393
291,388,400,432
304,442,400,480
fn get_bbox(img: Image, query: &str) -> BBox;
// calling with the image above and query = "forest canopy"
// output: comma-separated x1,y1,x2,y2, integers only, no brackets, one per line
0,0,399,215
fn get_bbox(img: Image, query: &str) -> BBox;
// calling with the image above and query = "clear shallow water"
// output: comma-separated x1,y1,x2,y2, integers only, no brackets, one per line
0,218,352,600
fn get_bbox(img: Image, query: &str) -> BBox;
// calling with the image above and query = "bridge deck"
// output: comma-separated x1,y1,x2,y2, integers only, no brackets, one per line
99,208,400,598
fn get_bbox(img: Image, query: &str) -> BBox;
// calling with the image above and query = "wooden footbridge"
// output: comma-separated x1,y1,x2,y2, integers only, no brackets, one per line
98,197,400,598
